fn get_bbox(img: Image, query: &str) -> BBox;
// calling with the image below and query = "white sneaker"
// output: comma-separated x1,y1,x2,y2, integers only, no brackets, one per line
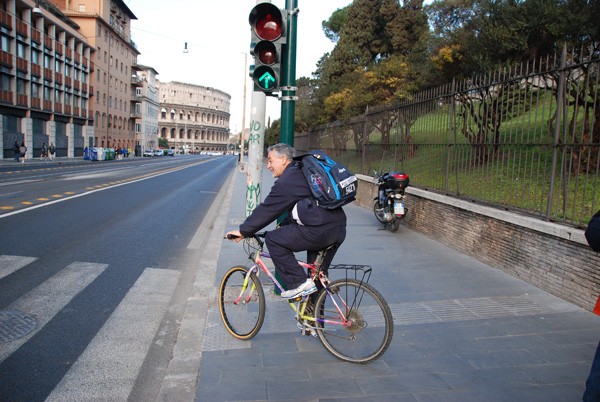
281,278,317,299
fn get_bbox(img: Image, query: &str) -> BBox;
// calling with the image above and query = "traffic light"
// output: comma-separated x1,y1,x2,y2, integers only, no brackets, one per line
249,3,286,92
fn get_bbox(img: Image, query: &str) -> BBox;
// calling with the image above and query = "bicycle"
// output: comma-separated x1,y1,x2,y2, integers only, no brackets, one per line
219,232,394,363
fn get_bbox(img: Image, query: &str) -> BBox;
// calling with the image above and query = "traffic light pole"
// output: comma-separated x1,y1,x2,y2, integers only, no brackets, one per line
246,91,267,218
279,0,298,147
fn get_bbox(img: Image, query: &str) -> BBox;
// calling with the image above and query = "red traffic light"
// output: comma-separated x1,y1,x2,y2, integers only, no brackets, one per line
249,3,283,41
255,41,277,65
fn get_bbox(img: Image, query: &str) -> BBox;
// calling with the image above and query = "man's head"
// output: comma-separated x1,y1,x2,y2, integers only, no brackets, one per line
267,143,295,178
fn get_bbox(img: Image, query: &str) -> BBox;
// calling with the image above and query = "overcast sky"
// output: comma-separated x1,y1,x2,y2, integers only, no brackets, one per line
126,0,353,133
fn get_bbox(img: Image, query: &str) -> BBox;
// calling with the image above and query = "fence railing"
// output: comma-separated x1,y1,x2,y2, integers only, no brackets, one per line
295,44,600,226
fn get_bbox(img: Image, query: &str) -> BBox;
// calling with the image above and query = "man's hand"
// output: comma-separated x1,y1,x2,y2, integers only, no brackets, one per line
225,230,244,243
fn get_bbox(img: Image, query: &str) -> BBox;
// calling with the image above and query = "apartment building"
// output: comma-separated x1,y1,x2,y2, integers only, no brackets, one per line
157,80,230,154
0,0,94,159
134,64,158,154
57,0,140,150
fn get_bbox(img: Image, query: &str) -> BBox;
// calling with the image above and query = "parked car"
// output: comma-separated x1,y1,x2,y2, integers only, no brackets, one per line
154,149,164,157
143,150,154,157
165,149,175,156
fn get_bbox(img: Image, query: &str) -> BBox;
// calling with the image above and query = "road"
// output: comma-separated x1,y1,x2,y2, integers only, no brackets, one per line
0,155,237,401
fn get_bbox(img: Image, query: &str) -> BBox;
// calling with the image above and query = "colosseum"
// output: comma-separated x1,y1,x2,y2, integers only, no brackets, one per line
157,81,230,153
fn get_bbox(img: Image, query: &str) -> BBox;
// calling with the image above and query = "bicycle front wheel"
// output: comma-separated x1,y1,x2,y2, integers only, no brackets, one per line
314,278,393,363
218,265,265,340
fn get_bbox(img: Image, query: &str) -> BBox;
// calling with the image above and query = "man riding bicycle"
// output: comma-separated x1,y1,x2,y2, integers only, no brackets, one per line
226,143,347,299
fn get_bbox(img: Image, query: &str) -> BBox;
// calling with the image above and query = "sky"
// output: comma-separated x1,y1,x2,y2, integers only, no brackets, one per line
125,0,354,134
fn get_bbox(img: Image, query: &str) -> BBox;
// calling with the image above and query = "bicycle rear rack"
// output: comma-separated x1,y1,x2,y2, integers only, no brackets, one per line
327,264,372,287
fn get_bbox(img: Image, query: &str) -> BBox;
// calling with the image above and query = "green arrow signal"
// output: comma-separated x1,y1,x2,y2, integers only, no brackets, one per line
259,71,275,89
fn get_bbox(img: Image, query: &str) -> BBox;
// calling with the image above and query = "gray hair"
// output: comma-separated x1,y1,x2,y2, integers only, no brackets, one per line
267,143,296,160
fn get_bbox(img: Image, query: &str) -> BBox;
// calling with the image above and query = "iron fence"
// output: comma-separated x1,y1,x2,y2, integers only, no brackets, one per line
295,44,600,226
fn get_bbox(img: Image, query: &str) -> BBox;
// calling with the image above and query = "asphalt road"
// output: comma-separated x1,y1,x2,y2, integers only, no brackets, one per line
0,155,237,401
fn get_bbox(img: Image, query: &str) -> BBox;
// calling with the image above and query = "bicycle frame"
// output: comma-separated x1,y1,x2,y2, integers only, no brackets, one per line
236,249,351,329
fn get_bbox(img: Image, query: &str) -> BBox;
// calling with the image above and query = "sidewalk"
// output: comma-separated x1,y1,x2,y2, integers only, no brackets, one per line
196,166,600,402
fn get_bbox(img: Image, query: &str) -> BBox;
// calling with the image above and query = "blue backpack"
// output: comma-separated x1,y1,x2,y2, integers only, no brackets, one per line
294,150,358,209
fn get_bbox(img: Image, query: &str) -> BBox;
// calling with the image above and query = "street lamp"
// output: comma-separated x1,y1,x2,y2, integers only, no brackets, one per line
32,0,43,14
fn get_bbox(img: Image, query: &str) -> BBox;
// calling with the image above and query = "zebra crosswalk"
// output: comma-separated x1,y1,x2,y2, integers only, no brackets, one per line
0,255,180,401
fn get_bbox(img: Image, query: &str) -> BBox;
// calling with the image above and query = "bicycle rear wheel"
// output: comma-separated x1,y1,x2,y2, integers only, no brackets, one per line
314,278,393,363
218,266,265,340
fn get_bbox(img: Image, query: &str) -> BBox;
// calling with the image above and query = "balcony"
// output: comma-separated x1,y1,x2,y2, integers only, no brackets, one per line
31,64,41,77
54,72,63,85
73,106,79,116
16,20,28,37
16,57,28,72
74,80,80,91
81,83,87,93
54,102,62,113
55,42,63,56
31,97,41,109
31,29,41,44
131,75,143,87
65,48,72,60
16,94,27,107
64,105,71,115
44,68,53,81
0,51,13,68
44,36,53,50
82,56,88,69
130,110,142,119
90,61,94,72
43,100,52,111
65,76,72,88
0,90,13,104
74,53,80,65
0,10,11,29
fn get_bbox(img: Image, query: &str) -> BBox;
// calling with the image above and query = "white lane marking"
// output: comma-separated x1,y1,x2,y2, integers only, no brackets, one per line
0,255,37,280
0,161,208,220
46,268,180,402
0,261,108,363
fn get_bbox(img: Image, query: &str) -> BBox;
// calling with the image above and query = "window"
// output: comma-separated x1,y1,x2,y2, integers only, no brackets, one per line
1,74,11,91
44,86,52,101
136,87,142,96
55,60,62,73
31,83,40,98
135,122,141,133
64,93,70,105
44,54,52,69
103,93,106,105
1,35,9,52
17,42,25,59
16,78,26,95
31,50,40,65
54,90,62,103
64,65,70,77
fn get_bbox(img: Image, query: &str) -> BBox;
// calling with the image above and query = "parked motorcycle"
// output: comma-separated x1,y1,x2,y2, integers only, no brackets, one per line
373,170,410,232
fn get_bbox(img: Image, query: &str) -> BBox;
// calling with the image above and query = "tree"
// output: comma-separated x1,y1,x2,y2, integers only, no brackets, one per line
158,137,169,148
322,6,350,42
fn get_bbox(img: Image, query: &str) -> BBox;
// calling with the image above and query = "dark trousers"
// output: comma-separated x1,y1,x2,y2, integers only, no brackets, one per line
584,341,600,401
265,224,346,289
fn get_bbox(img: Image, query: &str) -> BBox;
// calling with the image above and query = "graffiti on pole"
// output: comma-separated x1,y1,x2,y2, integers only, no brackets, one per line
246,179,261,217
249,120,261,144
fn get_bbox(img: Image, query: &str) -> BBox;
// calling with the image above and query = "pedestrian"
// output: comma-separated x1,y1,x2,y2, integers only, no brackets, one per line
12,141,20,162
49,143,55,161
41,143,47,161
583,209,600,402
19,142,27,163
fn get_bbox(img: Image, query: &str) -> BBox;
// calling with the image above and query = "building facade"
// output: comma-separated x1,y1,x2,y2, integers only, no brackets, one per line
59,0,140,150
157,81,230,154
134,65,158,154
0,0,94,159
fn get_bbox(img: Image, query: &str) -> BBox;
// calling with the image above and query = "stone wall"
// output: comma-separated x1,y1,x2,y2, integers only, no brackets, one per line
355,174,600,312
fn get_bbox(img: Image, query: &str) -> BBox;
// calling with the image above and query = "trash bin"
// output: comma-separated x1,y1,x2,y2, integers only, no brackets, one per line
105,148,115,160
90,147,99,161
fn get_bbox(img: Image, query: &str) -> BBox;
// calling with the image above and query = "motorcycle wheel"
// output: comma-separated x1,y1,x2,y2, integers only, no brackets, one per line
390,219,400,232
373,201,387,224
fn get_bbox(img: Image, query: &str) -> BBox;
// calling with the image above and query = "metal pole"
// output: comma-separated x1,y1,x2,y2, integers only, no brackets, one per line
279,0,298,146
239,52,247,167
246,91,267,218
